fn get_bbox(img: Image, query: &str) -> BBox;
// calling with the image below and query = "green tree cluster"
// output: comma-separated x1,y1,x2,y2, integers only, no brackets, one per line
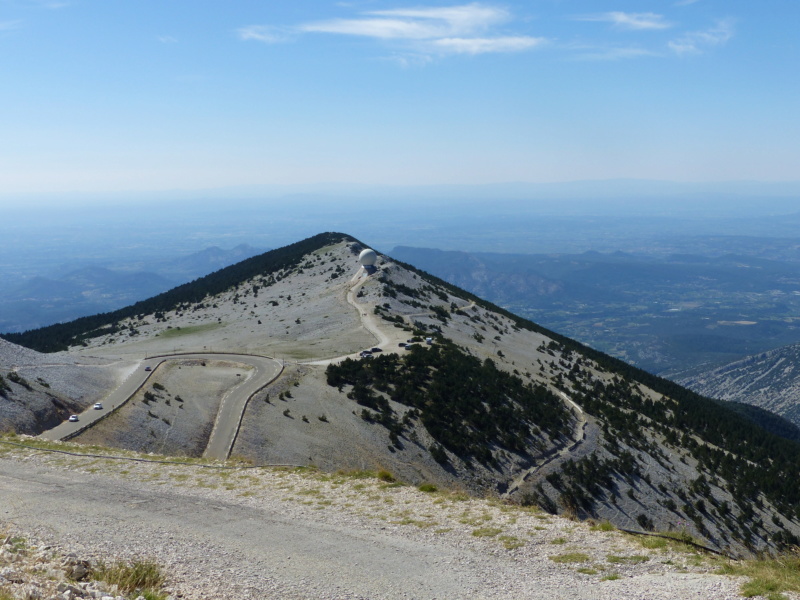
326,341,572,466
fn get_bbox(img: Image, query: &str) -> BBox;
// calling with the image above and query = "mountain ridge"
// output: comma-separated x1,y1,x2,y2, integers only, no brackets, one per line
2,232,800,557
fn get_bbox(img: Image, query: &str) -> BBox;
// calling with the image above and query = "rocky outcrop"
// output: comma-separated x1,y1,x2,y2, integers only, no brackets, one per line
0,533,172,600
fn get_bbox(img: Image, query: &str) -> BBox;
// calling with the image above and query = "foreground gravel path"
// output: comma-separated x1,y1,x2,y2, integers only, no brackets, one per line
0,440,754,600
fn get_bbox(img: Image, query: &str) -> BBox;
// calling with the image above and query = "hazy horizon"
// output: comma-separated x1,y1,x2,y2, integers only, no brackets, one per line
3,179,800,215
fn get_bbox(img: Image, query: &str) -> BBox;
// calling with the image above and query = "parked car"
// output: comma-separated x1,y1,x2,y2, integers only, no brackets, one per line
398,342,407,347
93,403,103,410
68,415,79,422
144,366,152,371
371,347,382,353
359,350,372,357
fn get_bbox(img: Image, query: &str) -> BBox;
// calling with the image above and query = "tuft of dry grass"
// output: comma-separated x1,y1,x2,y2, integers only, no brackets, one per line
589,520,615,532
606,554,649,564
472,527,503,538
376,469,395,482
550,552,591,564
93,559,165,595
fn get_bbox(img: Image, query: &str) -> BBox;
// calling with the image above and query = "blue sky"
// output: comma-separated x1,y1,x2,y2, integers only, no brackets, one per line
1,0,798,196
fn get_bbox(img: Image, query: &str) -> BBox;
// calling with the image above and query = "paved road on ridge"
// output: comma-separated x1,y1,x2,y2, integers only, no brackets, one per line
40,353,282,460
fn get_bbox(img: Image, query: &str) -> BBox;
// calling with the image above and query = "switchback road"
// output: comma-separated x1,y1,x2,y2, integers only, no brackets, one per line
39,353,282,460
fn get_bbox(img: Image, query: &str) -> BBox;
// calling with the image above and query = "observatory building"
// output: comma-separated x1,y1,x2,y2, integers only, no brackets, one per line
358,248,378,274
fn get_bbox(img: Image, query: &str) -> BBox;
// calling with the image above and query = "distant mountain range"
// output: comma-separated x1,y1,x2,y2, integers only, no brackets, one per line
679,344,800,429
0,244,265,333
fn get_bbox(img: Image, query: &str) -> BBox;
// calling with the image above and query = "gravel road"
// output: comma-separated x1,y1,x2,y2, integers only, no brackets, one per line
0,443,754,600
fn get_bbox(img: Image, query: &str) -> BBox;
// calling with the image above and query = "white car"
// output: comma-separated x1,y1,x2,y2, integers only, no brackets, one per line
93,403,103,410
68,415,79,422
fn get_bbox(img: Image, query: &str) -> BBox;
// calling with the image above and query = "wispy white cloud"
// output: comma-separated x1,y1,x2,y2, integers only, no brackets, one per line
300,3,508,40
668,18,734,55
576,12,672,31
242,3,544,58
239,3,734,63
158,35,178,44
563,41,656,61
301,17,445,39
237,25,291,44
369,4,507,33
0,19,21,30
431,36,546,55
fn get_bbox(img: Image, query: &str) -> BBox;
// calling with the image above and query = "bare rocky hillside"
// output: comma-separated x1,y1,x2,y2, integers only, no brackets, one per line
678,344,800,428
0,339,122,434
3,233,800,559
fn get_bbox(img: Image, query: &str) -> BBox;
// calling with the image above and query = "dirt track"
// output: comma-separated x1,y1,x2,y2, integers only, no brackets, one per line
0,446,750,600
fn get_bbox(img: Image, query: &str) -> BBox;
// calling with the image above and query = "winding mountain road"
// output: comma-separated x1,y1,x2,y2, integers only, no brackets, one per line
305,270,476,367
502,391,589,498
39,353,282,460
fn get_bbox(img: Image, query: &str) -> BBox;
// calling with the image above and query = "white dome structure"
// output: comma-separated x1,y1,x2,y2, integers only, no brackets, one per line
358,249,378,267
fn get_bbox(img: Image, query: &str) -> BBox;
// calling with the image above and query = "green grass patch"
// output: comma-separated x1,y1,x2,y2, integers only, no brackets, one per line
601,573,621,581
607,555,650,565
336,469,376,480
93,559,165,596
157,322,223,339
8,535,26,549
379,482,404,490
472,527,503,538
577,567,599,575
418,483,438,493
284,348,316,360
589,520,615,532
718,553,800,600
377,469,396,482
393,518,437,528
636,536,668,550
550,537,567,545
446,492,470,502
498,535,525,550
627,530,704,555
550,552,591,564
